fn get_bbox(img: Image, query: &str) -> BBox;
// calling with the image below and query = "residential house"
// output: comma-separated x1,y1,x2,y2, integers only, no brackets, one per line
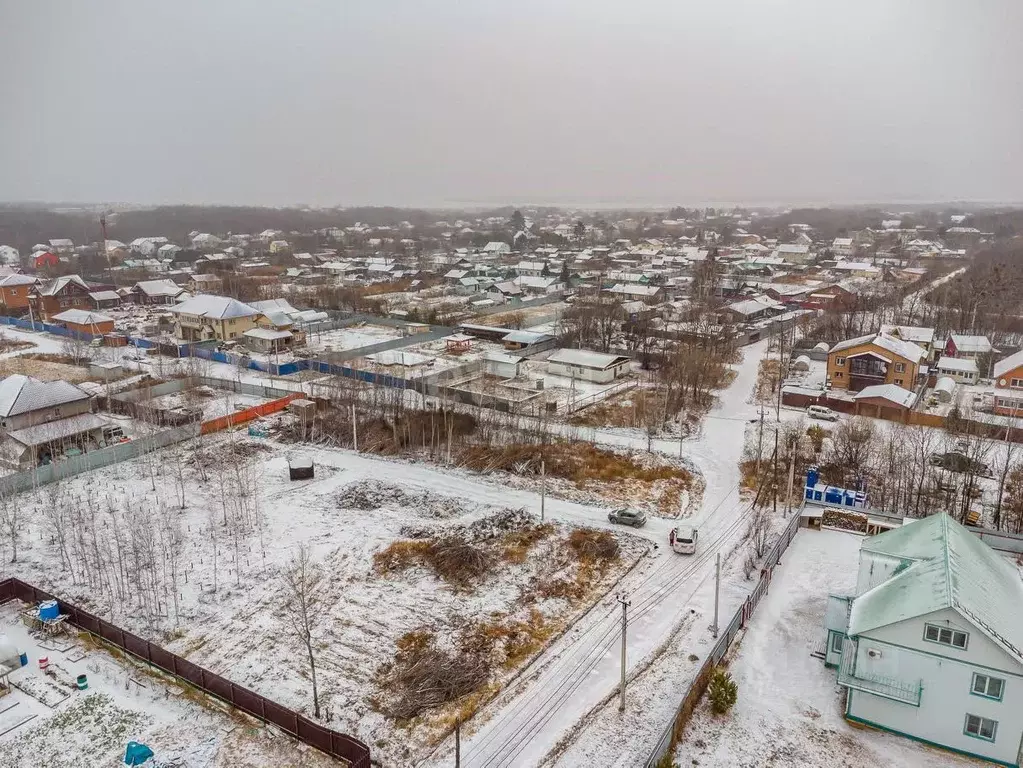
30,275,92,320
88,290,121,310
0,245,20,266
546,349,631,384
992,350,1023,416
935,356,980,385
33,251,58,270
945,334,994,361
188,273,223,295
852,383,918,421
0,274,37,314
132,279,185,305
823,514,1023,768
515,261,548,277
772,244,813,263
269,240,290,254
242,327,293,354
0,374,103,468
607,284,663,303
881,325,938,363
483,242,511,255
722,295,784,324
48,238,74,254
514,275,565,296
828,332,926,392
50,309,115,336
807,283,858,310
168,295,262,342
832,237,855,257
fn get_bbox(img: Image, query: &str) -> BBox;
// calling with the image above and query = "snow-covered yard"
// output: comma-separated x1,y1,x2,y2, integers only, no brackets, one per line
675,528,977,768
5,440,649,767
146,387,270,422
304,324,403,354
0,602,334,768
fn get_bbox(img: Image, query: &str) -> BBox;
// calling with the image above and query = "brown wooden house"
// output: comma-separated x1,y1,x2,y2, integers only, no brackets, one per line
29,275,93,321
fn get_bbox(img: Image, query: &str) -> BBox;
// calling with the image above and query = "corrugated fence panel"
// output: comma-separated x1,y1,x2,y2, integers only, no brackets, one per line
204,671,233,703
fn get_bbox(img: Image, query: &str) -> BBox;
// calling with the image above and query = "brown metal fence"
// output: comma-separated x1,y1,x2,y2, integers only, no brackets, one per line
644,511,802,767
0,578,371,768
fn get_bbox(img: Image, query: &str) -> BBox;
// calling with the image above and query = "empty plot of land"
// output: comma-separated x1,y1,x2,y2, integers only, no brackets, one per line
304,324,403,353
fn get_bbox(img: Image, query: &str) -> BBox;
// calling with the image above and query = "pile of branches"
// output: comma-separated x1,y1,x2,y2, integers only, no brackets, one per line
374,536,494,590
376,630,490,720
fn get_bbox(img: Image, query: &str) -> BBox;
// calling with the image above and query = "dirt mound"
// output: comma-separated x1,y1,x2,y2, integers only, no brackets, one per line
337,480,466,518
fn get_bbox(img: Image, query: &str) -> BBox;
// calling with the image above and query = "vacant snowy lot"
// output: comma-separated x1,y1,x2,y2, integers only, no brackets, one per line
675,528,976,768
6,439,647,767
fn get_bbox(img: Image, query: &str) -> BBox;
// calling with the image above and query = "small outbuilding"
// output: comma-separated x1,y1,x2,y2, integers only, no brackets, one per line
50,309,115,336
791,354,812,372
546,349,631,384
933,376,957,404
288,454,314,480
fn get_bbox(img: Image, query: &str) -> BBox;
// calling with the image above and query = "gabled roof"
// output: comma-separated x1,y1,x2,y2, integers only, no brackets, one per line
936,356,979,374
133,279,184,298
949,333,993,354
250,298,298,316
168,295,259,320
0,375,90,417
830,332,925,364
35,275,90,296
0,274,37,287
51,309,113,326
880,325,935,346
994,350,1023,380
849,514,1023,664
548,348,630,370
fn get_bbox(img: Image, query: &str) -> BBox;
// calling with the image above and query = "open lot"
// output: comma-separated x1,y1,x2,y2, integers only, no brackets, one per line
0,602,334,768
7,439,649,767
675,528,977,768
304,323,404,354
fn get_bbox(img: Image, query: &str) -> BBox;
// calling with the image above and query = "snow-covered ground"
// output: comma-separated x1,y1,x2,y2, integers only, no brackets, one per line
424,338,775,768
0,602,335,768
6,440,653,767
147,388,270,422
304,324,403,354
675,528,976,768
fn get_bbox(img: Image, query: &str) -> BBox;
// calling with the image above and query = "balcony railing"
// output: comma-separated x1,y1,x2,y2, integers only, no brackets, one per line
836,639,922,706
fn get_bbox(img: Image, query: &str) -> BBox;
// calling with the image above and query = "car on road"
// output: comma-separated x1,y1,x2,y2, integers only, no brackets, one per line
807,405,838,421
669,525,698,554
929,451,992,477
608,508,647,527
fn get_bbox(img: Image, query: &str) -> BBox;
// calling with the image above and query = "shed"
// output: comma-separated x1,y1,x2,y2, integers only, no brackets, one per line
546,348,631,384
88,361,123,380
482,351,522,379
288,455,314,480
933,376,957,404
792,354,812,372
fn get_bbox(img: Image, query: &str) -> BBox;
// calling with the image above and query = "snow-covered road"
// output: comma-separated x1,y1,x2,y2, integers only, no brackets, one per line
423,339,771,768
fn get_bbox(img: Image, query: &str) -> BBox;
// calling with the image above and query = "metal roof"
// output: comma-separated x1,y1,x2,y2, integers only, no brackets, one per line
548,348,630,370
849,514,1023,664
7,412,109,447
0,375,90,417
35,275,90,296
242,328,292,340
936,356,978,374
852,384,917,408
168,295,259,319
51,309,113,325
994,349,1023,380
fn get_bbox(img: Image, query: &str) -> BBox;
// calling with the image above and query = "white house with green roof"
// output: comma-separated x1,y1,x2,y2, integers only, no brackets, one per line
823,513,1023,767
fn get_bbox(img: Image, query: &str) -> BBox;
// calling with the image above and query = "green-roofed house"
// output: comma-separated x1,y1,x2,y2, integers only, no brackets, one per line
823,513,1023,767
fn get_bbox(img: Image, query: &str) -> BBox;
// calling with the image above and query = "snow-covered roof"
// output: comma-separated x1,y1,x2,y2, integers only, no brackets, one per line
832,238,853,247
775,244,810,254
727,296,782,317
608,284,661,297
848,514,1023,664
502,330,554,345
88,290,120,302
879,325,935,346
35,275,90,296
852,384,917,408
7,412,109,447
242,328,292,341
949,333,992,354
830,332,925,364
0,375,90,418
168,295,259,319
547,348,630,370
994,350,1023,380
0,274,36,287
51,309,113,325
936,356,978,374
250,298,298,316
133,279,184,298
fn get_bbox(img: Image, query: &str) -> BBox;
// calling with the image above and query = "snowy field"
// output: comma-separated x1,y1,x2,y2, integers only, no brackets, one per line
675,528,977,768
304,324,403,354
146,387,270,422
0,602,334,768
6,439,649,767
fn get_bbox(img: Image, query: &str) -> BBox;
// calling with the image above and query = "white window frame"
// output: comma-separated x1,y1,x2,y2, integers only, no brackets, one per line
972,673,1005,700
835,357,846,366
894,362,906,373
924,623,968,649
830,632,844,654
1011,378,1023,389
965,713,998,742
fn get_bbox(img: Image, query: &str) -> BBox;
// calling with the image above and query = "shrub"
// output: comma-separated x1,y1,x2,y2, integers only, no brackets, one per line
806,424,826,454
708,667,738,715
567,529,620,562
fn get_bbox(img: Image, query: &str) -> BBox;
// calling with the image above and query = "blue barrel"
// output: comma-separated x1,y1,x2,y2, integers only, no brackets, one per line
18,651,27,667
38,600,59,621
806,468,819,489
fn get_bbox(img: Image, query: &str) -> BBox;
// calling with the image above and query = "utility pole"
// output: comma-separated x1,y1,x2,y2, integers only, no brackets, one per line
711,552,720,638
756,405,764,476
454,717,461,768
540,459,546,522
786,442,796,518
777,320,784,420
772,427,779,518
351,402,358,450
617,594,630,712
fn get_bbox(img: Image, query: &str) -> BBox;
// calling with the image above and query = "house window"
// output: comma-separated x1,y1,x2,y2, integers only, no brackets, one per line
1011,378,1023,389
835,357,846,366
894,378,904,386
894,362,905,373
830,632,844,654
924,623,968,649
964,714,998,742
972,673,1005,700
835,372,843,379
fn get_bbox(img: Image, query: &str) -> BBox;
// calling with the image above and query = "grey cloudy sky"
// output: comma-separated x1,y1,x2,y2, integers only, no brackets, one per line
2,0,1021,208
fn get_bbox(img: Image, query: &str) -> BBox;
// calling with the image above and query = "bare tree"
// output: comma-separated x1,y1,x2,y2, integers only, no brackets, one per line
0,493,19,564
281,544,325,718
748,505,772,560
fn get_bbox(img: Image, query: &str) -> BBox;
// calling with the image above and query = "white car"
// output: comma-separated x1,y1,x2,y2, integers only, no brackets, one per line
670,526,698,554
807,405,838,422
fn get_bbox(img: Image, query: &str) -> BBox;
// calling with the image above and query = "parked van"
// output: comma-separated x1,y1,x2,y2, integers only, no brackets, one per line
807,405,838,422
669,526,698,554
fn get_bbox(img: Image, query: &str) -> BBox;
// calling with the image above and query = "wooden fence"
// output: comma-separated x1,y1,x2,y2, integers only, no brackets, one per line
201,393,301,435
0,577,371,768
644,511,802,767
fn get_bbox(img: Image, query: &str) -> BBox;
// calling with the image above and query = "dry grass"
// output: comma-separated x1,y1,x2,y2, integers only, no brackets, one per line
0,354,93,383
567,528,620,562
461,609,557,669
754,358,781,403
0,337,34,353
373,538,494,590
568,387,661,429
500,523,555,564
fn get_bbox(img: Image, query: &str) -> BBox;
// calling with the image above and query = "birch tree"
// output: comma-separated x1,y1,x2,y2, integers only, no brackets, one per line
281,545,324,719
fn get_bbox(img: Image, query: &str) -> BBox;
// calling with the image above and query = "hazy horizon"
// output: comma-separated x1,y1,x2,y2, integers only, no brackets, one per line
3,0,1021,208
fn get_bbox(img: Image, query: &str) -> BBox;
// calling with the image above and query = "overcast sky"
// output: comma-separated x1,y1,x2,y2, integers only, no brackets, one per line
2,0,1021,208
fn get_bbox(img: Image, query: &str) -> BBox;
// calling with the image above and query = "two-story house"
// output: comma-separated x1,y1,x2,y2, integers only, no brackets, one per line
823,514,1023,767
168,295,262,342
881,325,937,363
993,350,1023,417
29,275,93,320
827,332,926,392
946,333,994,361
0,274,38,314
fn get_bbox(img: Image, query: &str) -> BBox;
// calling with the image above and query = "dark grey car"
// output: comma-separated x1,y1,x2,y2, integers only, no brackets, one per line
608,508,647,527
